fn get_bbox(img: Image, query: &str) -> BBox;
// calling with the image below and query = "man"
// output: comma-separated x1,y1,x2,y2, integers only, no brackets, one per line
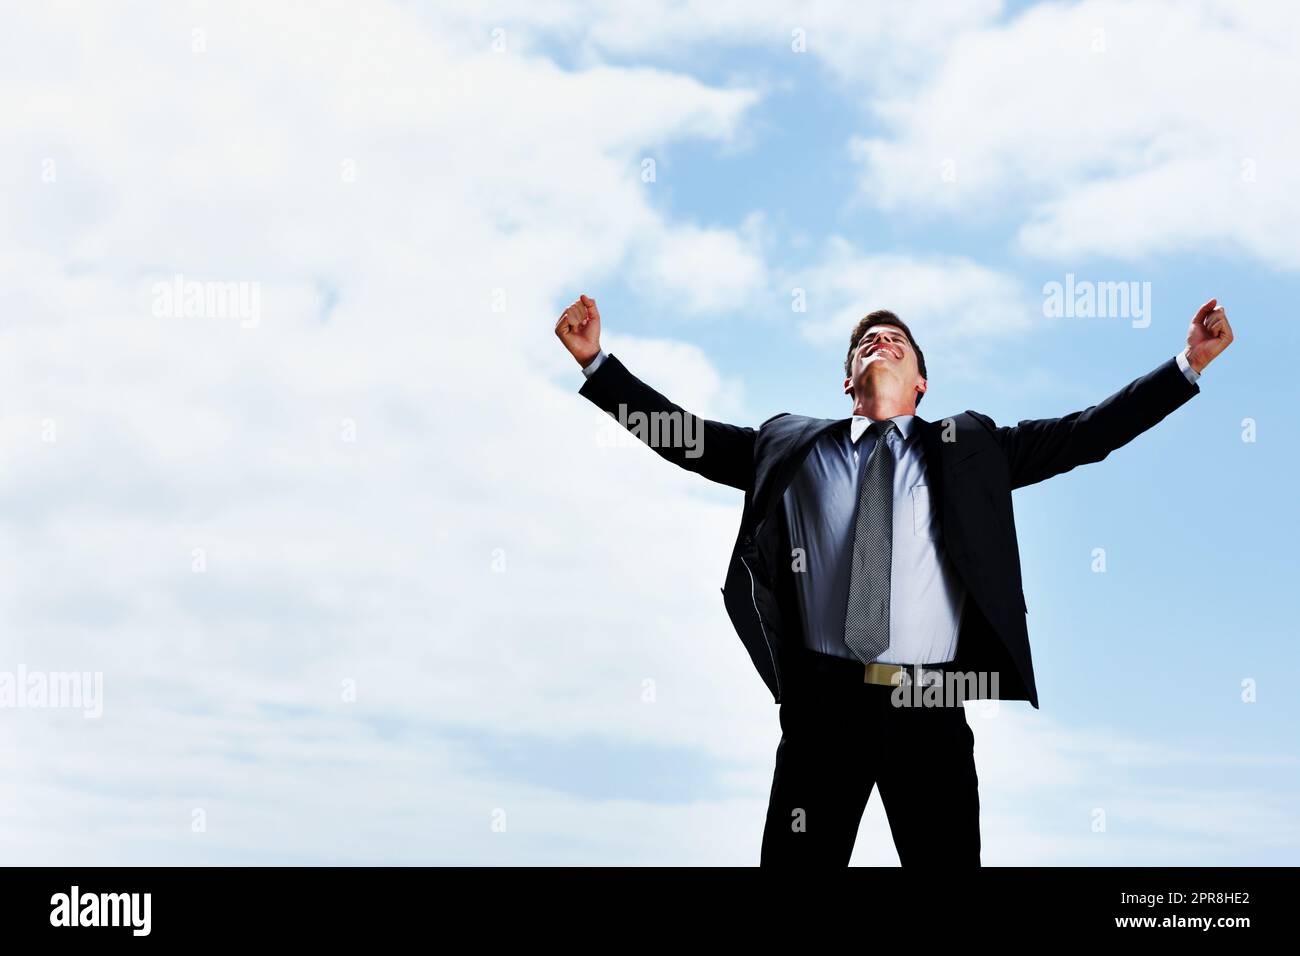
555,294,1233,866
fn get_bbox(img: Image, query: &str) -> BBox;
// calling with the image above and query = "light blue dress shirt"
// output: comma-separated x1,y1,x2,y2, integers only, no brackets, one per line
782,414,966,664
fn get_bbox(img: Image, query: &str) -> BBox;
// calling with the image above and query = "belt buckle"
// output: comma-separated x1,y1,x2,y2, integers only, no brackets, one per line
864,661,942,688
863,662,906,686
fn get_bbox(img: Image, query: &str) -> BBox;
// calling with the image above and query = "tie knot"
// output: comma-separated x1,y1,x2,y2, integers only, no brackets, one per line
870,420,898,440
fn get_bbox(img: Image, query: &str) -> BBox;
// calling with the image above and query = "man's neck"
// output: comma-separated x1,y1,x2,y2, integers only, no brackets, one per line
851,395,916,421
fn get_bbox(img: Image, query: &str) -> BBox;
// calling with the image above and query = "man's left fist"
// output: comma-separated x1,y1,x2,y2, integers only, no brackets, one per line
1186,298,1234,373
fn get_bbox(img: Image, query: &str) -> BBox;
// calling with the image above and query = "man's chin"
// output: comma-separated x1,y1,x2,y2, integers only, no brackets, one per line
857,364,895,386
859,354,899,372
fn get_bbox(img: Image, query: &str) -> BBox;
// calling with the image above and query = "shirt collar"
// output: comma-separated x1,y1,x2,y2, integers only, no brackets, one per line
849,414,916,445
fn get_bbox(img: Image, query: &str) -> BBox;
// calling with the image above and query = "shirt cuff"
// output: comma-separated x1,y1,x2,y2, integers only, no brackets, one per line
1175,349,1200,384
581,349,608,379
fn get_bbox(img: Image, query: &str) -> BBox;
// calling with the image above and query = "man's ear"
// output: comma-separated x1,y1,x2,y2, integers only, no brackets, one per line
916,378,928,399
843,376,853,397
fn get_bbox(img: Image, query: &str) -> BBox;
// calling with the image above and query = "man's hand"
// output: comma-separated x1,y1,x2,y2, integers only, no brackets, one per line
554,294,602,368
1185,298,1234,373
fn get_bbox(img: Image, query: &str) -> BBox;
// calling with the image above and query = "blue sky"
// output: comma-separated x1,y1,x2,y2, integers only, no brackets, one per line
0,1,1296,865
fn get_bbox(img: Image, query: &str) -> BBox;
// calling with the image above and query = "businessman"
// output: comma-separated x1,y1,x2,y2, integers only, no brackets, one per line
556,294,1234,866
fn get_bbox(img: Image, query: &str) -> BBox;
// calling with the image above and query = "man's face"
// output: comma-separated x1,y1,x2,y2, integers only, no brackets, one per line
843,324,926,403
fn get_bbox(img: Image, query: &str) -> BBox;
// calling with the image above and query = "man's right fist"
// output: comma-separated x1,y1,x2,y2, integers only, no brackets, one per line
554,294,601,368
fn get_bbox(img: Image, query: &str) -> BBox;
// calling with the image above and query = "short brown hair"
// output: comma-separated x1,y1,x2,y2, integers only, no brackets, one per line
844,310,928,406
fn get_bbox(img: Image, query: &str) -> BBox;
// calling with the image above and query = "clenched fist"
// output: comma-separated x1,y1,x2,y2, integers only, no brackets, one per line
1186,298,1235,373
554,294,602,368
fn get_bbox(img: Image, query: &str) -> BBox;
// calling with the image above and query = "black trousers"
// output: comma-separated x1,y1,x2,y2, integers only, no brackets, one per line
760,648,981,866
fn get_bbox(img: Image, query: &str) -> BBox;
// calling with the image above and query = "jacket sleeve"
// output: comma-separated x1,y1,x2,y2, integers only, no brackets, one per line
971,356,1200,490
578,353,756,492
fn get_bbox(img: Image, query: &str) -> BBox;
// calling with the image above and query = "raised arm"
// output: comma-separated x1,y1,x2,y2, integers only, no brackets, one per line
555,295,756,491
972,298,1234,490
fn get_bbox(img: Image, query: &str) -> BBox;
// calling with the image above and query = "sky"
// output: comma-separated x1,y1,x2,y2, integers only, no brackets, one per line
0,0,1296,865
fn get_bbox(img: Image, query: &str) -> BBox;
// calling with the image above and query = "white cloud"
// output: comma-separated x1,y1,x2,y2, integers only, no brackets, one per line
631,214,769,317
444,0,1005,91
0,1,775,862
850,0,1300,268
789,238,1034,361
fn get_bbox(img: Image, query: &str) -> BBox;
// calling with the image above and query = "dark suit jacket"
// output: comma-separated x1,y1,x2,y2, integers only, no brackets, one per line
579,354,1199,708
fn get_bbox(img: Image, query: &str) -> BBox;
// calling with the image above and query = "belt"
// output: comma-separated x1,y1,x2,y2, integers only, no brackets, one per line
789,648,956,688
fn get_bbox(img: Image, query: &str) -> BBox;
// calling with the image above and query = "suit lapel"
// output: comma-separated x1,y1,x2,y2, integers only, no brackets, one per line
757,416,847,516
